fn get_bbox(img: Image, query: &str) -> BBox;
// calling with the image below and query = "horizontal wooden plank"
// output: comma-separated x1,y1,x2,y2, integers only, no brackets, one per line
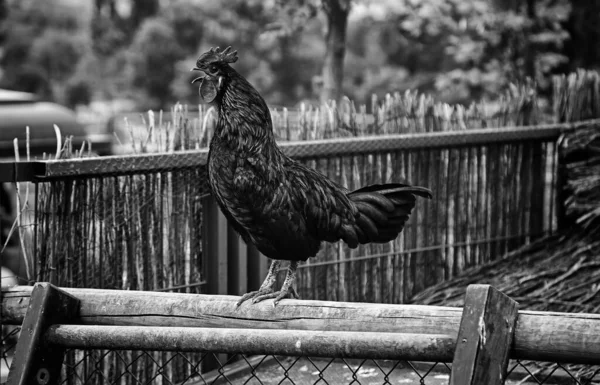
281,123,565,158
45,325,455,361
1,120,589,181
3,286,600,364
0,160,46,182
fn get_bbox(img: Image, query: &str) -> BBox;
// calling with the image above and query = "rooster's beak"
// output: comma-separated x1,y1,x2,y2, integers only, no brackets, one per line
191,67,204,84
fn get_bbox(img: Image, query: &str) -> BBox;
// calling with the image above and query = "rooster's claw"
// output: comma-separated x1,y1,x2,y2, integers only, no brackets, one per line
256,287,299,306
236,288,274,307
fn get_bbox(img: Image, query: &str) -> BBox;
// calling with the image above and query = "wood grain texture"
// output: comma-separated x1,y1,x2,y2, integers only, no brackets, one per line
44,325,455,361
450,284,518,385
7,283,80,385
3,285,600,364
203,195,229,295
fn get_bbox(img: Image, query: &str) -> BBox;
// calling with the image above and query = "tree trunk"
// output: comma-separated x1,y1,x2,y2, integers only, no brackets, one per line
321,0,350,103
132,0,159,29
524,0,536,79
566,0,600,70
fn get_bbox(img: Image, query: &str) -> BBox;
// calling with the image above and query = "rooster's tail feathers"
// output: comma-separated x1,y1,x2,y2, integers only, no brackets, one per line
345,183,432,246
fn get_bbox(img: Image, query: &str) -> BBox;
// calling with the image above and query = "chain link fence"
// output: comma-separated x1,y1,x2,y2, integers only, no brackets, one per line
3,330,600,384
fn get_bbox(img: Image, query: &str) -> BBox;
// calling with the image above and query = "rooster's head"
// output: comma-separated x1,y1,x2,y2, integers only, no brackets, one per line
191,46,238,103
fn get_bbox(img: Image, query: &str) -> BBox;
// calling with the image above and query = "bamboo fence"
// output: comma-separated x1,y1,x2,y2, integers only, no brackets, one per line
7,80,561,303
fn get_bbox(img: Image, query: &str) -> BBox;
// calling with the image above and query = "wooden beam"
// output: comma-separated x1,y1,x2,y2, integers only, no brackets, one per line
202,196,228,295
7,283,80,385
1,121,580,182
247,244,269,292
44,325,455,361
3,286,600,364
228,224,248,296
450,285,519,385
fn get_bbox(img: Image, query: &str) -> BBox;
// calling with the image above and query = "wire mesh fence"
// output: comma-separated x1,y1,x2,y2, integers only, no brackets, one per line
3,330,599,385
55,351,453,385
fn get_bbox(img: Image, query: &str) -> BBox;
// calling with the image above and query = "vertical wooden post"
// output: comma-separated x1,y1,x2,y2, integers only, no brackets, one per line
555,135,569,231
450,284,518,385
247,245,269,291
202,196,228,295
201,196,231,369
7,282,80,385
228,225,248,296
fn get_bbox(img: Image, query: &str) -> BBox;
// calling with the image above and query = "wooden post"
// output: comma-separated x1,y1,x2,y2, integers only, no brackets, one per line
202,195,239,370
247,244,269,291
555,134,569,230
227,225,247,296
7,283,80,385
450,284,518,385
202,196,228,295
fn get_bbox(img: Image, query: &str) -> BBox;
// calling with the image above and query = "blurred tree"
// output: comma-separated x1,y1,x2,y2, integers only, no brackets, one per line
564,0,600,71
0,0,88,102
168,0,319,107
129,17,184,108
91,12,127,57
90,0,160,67
30,31,87,83
322,0,351,103
132,0,159,30
0,0,585,111
65,78,93,108
374,0,571,104
266,0,351,103
0,0,7,45
164,0,205,53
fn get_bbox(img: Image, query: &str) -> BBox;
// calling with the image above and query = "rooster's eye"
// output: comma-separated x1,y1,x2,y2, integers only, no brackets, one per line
209,65,218,73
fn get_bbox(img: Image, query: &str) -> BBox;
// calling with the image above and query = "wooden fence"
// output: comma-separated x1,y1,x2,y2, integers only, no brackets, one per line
0,120,579,303
2,283,600,384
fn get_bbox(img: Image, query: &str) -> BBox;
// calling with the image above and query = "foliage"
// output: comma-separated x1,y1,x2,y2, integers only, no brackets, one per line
128,18,184,109
30,30,88,83
90,13,128,57
0,0,597,111
65,78,93,108
345,0,571,105
0,0,89,101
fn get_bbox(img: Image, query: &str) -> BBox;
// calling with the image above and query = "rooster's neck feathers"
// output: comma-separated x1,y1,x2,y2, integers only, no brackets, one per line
214,70,278,153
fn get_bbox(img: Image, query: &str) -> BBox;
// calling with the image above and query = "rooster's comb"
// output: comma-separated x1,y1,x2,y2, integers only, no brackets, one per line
197,46,238,66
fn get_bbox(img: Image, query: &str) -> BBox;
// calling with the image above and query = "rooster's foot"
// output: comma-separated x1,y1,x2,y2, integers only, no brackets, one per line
252,286,299,306
236,287,274,307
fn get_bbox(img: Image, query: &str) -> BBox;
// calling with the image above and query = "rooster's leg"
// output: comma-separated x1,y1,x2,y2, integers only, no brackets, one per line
251,261,300,306
236,260,281,306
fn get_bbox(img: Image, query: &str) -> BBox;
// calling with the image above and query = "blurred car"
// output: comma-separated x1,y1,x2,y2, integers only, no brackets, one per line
0,88,114,159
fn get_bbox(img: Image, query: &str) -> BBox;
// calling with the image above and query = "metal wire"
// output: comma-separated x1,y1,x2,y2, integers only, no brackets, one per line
1,344,594,385
3,328,599,384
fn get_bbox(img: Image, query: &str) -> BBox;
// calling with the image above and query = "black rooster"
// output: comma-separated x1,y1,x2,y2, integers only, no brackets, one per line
192,47,432,306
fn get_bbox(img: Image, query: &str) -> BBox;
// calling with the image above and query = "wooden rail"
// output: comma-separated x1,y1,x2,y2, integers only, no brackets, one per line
3,285,600,365
0,121,584,182
44,325,455,361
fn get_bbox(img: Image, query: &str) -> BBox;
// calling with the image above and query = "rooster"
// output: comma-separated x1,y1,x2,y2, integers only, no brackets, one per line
192,47,432,306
